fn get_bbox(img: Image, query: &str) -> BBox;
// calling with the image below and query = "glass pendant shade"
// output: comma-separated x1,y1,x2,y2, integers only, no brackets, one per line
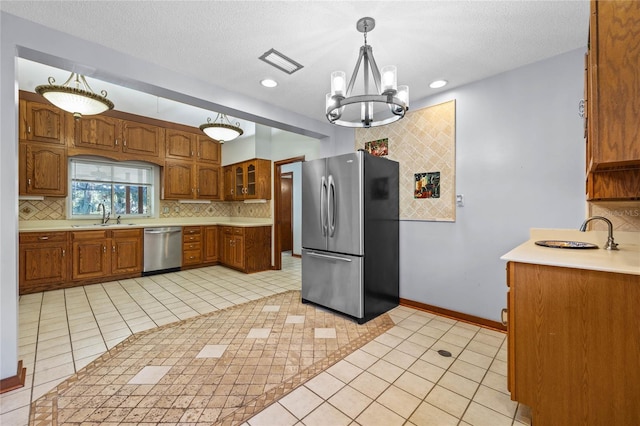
35,73,114,120
331,71,346,97
380,65,397,94
199,113,243,143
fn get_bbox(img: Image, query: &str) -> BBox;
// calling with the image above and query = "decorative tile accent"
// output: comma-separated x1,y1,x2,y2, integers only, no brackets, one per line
19,198,66,220
247,328,272,338
286,315,305,324
262,305,281,312
314,328,337,339
355,100,456,222
196,344,229,358
29,291,393,426
127,365,172,385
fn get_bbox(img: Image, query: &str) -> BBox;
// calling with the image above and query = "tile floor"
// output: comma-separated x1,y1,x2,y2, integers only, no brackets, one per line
0,253,532,425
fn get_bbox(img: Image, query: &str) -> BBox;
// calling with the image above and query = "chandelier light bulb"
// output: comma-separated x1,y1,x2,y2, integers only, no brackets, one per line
331,71,346,97
381,65,397,94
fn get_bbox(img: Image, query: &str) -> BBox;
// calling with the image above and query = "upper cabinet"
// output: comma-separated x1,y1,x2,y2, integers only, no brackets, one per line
19,99,73,145
70,115,164,165
165,130,221,164
586,1,640,200
223,158,271,201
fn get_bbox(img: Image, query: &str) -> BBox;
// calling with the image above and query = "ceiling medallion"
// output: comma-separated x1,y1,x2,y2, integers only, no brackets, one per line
326,17,409,128
199,113,244,143
35,72,114,120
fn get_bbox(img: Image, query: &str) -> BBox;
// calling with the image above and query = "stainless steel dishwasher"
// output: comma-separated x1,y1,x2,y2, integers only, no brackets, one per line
143,227,182,275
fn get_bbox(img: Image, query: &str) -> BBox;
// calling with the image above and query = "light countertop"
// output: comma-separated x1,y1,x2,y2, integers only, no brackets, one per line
501,229,640,275
19,217,273,232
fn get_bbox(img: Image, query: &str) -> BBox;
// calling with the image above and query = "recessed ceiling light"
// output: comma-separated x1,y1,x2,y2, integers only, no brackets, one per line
429,80,448,89
261,79,278,88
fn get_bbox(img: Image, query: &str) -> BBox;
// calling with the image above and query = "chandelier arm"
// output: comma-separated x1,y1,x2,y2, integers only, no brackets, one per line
78,74,96,94
365,46,383,94
58,73,74,87
346,46,366,97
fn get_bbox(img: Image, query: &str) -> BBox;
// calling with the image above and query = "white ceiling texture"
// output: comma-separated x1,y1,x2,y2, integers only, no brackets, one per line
2,1,589,138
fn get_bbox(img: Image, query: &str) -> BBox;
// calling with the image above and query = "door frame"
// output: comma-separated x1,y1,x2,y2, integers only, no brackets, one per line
273,156,305,270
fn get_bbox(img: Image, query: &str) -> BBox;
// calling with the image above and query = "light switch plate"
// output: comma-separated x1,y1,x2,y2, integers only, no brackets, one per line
456,194,464,207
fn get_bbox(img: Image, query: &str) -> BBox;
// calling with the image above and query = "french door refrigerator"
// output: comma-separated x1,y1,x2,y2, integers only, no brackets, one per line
301,150,399,324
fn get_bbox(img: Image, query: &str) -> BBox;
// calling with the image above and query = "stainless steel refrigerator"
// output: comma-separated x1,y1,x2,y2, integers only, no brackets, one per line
301,150,399,324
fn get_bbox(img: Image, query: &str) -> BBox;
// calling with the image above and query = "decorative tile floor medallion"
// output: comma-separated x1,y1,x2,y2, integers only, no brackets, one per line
29,290,393,425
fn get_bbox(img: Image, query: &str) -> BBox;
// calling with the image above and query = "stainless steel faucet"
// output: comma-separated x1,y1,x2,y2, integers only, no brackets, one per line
579,216,618,250
97,202,110,224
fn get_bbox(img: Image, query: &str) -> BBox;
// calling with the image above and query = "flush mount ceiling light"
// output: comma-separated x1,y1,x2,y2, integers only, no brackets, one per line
429,80,448,89
326,17,409,128
35,72,114,120
260,78,278,88
259,48,304,74
199,113,243,143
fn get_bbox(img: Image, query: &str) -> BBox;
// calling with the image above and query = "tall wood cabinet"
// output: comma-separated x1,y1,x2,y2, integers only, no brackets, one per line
220,226,271,273
18,98,71,197
507,262,640,425
585,0,640,200
223,158,271,201
163,129,222,200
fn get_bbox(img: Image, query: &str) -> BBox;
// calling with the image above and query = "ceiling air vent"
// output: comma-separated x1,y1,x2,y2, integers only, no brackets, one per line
259,48,303,74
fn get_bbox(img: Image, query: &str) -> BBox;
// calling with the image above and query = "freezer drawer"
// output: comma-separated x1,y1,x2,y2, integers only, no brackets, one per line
301,249,363,319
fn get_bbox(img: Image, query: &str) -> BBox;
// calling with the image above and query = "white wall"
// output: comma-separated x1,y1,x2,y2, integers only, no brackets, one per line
350,49,586,322
281,162,302,255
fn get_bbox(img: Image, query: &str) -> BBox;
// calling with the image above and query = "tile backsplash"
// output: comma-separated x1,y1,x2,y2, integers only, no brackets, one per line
588,201,640,232
19,198,271,221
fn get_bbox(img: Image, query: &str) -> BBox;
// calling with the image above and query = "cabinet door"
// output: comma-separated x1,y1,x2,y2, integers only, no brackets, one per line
74,115,121,152
19,232,69,294
72,232,110,280
111,229,143,275
223,166,235,201
20,143,67,197
235,164,245,200
122,121,163,159
203,226,219,263
163,160,194,199
232,235,245,269
20,99,68,145
196,136,221,164
165,129,195,160
255,159,272,199
196,164,221,200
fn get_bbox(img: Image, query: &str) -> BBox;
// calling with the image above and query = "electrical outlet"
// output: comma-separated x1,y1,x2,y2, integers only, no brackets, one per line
174,206,180,213
194,206,200,213
163,206,169,214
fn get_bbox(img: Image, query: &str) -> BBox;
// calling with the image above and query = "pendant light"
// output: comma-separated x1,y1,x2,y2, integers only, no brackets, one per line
35,72,114,120
326,17,409,128
199,113,243,143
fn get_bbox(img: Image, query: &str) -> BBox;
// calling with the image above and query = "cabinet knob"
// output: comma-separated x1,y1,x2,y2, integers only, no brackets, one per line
501,308,508,326
27,125,31,134
28,178,32,186
123,139,127,147
112,245,116,253
38,236,49,240
62,249,65,257
115,139,118,146
103,245,107,253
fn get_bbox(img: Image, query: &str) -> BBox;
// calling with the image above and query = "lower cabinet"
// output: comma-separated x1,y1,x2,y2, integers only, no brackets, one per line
203,225,219,263
19,231,70,294
182,226,203,266
506,262,640,425
220,226,271,273
71,229,143,282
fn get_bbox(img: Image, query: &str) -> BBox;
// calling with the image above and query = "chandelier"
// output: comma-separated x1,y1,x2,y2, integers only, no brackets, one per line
326,17,409,128
199,113,243,143
35,72,114,120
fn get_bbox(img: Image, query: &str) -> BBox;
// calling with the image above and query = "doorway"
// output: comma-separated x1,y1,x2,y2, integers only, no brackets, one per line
273,156,305,270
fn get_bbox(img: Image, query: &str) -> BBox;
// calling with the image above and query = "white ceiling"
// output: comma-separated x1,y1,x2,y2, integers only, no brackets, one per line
2,1,589,133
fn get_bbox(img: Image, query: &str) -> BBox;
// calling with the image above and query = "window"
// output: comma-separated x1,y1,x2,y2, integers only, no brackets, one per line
70,158,155,219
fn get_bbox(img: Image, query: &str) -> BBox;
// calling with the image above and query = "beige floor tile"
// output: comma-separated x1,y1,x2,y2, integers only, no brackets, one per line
196,344,228,358
349,371,390,400
458,349,493,369
344,349,378,370
385,325,413,340
247,328,271,339
474,331,506,347
262,305,280,312
395,340,429,358
326,360,363,383
407,359,446,383
489,358,508,376
440,331,472,347
367,359,405,383
247,402,297,426
472,385,518,418
376,385,421,418
374,332,404,348
286,315,305,324
302,401,351,426
279,386,323,419
424,385,470,418
409,401,461,426
127,366,172,385
438,371,480,399
462,401,513,426
427,319,454,332
417,325,447,339
360,340,392,358
305,372,345,400
466,339,500,358
449,359,487,383
481,371,509,395
0,405,30,426
405,333,437,350
420,348,455,369
394,371,434,400
382,348,417,369
72,342,107,360
314,328,337,338
355,401,405,426
328,385,372,419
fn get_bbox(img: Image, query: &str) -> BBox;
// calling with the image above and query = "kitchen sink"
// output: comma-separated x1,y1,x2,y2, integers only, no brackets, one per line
535,240,598,249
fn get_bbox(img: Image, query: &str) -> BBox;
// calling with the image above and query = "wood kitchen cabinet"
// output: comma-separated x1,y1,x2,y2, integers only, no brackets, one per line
506,261,640,425
220,226,271,273
182,226,202,266
203,225,219,264
19,98,72,145
71,229,143,282
19,142,67,197
166,129,221,164
70,116,164,164
224,158,271,201
585,1,640,199
19,232,70,295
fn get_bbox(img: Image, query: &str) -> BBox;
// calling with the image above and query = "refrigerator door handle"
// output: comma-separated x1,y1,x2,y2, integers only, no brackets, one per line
306,251,352,262
328,175,336,237
321,175,328,236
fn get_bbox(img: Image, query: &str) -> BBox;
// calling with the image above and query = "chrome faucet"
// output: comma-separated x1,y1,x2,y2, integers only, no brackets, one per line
579,216,618,250
97,202,110,224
